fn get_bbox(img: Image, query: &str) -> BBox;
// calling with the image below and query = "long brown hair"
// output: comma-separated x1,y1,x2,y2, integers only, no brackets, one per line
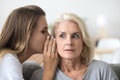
0,5,45,57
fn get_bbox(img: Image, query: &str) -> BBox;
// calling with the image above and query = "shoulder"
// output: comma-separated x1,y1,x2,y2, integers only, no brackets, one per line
33,68,44,74
0,53,23,80
2,53,17,60
4,53,16,58
0,53,22,72
2,53,20,65
88,60,112,73
84,60,119,80
90,60,110,68
1,53,21,69
30,68,43,80
2,53,14,57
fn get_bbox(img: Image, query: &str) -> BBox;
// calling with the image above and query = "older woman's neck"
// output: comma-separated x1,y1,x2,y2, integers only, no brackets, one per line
60,58,82,72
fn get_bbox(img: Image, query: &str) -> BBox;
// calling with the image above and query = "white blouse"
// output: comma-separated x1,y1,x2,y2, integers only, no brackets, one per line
0,53,24,80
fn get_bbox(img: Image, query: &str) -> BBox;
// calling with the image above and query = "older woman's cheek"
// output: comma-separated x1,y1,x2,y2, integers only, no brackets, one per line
56,39,63,56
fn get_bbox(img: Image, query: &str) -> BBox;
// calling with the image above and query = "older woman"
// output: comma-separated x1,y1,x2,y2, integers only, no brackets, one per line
30,13,118,80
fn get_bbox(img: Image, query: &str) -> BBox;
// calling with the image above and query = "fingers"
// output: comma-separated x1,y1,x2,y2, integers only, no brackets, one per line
44,36,50,54
48,36,54,54
43,35,56,55
51,38,56,54
43,36,58,73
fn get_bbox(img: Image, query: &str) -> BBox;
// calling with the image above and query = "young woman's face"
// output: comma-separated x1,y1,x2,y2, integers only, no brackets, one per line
55,20,83,60
28,16,48,54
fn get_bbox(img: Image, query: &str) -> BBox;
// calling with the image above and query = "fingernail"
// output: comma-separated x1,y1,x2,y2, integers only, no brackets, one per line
47,36,49,39
51,36,54,39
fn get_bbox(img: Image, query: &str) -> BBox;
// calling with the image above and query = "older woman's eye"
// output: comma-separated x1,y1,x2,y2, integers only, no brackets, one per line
71,34,80,39
59,34,66,38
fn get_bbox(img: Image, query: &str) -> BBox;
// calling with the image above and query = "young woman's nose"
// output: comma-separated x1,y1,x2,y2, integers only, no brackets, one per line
45,31,50,38
47,31,50,35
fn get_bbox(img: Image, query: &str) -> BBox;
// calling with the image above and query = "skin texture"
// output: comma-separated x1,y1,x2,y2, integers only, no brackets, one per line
55,20,83,60
27,16,48,54
18,16,48,63
55,20,87,80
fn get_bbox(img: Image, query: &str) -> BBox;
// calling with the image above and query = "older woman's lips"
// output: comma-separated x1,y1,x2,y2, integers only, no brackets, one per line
65,49,75,51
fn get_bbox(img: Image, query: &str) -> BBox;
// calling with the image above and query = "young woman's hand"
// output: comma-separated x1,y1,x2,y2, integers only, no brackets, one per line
42,36,58,80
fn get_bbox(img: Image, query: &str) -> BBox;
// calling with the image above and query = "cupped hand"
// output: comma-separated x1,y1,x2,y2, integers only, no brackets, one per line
42,36,59,80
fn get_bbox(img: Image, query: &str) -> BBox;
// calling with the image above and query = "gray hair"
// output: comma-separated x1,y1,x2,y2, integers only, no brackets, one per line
51,13,94,65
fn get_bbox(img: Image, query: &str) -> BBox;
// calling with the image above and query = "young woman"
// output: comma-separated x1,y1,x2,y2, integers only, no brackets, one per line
0,5,58,80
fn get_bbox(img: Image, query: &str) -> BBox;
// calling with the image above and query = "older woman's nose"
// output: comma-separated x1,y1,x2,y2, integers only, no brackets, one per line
66,37,73,46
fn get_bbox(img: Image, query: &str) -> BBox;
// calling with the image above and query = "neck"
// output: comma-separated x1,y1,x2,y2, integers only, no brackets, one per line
17,51,32,63
59,58,84,72
17,49,43,63
17,50,33,63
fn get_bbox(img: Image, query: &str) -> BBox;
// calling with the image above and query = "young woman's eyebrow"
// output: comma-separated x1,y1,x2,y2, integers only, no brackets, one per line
42,26,48,30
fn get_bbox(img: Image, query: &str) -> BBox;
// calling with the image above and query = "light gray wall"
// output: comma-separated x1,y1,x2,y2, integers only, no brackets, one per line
0,0,120,38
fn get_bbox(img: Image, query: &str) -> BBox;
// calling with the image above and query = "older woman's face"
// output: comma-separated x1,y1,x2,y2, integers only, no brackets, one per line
55,20,83,59
28,16,48,54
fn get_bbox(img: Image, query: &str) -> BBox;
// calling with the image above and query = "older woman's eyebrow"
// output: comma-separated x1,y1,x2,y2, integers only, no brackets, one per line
72,32,81,35
56,31,66,35
55,31,81,35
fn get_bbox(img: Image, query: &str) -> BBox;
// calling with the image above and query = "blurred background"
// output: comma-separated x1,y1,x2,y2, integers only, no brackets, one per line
0,0,120,65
